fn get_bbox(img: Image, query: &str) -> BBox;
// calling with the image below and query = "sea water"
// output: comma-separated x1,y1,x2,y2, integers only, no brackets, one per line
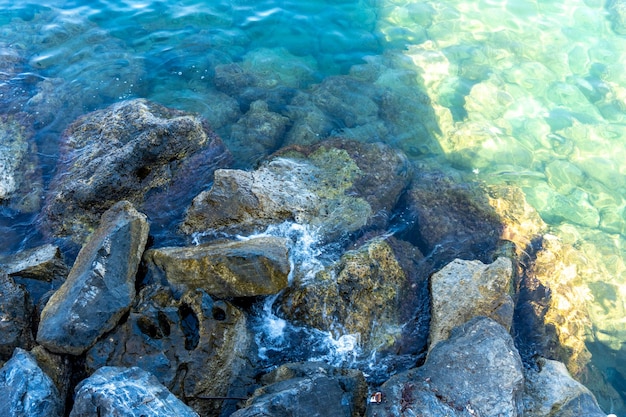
1,0,626,413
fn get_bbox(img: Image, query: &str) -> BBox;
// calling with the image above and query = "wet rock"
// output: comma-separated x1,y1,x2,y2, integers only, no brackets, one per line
523,357,607,417
232,362,367,417
429,257,514,350
70,366,199,417
280,236,429,359
0,271,35,359
0,348,63,417
183,139,410,242
607,0,626,36
37,201,149,355
30,345,73,412
86,285,249,417
144,236,290,298
229,100,290,167
311,76,379,129
214,63,257,97
40,98,232,242
284,93,333,146
367,317,524,417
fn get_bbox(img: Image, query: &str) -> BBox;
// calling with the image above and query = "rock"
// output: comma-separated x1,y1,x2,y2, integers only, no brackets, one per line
0,348,63,417
86,285,250,417
37,201,149,355
523,357,607,417
144,236,290,298
40,98,232,242
280,236,430,361
607,0,626,36
232,362,367,417
429,257,514,350
0,271,35,359
367,317,524,417
69,366,199,417
30,345,74,411
182,139,410,242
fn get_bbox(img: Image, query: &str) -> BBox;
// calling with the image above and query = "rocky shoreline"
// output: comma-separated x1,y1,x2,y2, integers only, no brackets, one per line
0,98,615,416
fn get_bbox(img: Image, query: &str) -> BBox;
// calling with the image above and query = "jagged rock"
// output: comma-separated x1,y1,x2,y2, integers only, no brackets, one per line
0,272,35,359
86,284,249,417
366,317,524,417
39,98,232,242
144,236,290,298
232,362,367,417
70,366,199,417
280,236,430,360
30,345,73,412
429,257,514,350
182,139,410,242
523,357,607,417
37,201,149,355
0,348,63,417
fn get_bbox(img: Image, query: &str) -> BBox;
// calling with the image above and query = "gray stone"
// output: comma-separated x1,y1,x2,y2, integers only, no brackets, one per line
37,201,149,355
232,362,367,417
429,257,514,350
86,285,250,417
144,236,290,298
367,317,524,417
0,271,35,359
70,366,199,417
0,348,63,417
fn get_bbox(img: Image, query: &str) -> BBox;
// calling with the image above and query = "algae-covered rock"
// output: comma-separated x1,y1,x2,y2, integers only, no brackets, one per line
86,285,249,417
280,236,429,357
143,236,290,298
40,98,231,242
182,139,410,242
366,317,524,417
37,201,149,355
429,257,514,350
0,272,35,359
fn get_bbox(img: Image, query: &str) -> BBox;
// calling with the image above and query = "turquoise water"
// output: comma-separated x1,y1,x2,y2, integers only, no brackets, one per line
1,0,626,413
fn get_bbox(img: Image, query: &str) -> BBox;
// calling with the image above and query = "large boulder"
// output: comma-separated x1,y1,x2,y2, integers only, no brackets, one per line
0,348,63,417
182,139,410,242
367,317,524,417
429,257,514,350
37,201,149,355
39,98,232,242
232,362,367,417
0,272,35,359
86,284,250,417
69,366,199,417
143,236,290,298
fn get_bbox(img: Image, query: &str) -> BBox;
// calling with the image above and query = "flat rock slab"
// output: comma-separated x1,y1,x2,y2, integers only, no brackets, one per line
70,366,199,417
37,201,149,355
144,236,290,298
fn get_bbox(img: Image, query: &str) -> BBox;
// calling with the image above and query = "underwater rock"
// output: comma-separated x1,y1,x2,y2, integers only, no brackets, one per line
280,236,429,358
283,93,334,146
229,100,290,167
0,348,63,417
40,98,232,242
144,236,290,298
523,357,607,417
37,201,149,355
86,284,249,417
0,272,35,359
607,0,626,36
70,366,199,417
232,362,367,417
311,76,379,129
366,317,524,417
429,257,514,350
182,139,410,242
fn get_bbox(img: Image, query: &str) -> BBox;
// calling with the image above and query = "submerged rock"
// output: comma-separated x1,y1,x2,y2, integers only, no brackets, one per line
367,317,524,417
70,366,199,417
86,285,249,417
429,257,514,350
232,362,367,417
37,201,149,355
40,98,231,242
182,139,410,242
144,236,290,298
0,348,63,417
0,272,35,359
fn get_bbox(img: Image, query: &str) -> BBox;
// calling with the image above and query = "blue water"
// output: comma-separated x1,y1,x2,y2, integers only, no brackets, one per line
1,0,626,413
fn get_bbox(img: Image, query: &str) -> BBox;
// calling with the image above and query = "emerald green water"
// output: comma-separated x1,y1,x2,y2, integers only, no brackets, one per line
1,0,625,413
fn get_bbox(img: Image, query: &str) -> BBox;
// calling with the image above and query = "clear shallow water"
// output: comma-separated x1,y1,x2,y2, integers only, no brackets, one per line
1,0,626,413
